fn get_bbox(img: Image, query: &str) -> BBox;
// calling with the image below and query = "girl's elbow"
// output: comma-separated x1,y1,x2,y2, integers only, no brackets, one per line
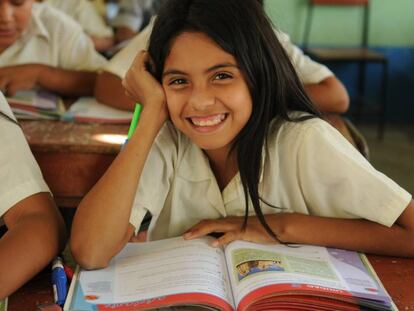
402,231,414,257
335,92,350,114
70,239,111,270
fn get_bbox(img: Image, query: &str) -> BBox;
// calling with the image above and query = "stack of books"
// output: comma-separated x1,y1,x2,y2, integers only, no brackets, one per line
7,90,65,120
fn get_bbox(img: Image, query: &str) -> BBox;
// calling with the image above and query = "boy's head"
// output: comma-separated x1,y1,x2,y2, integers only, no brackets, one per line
0,0,34,53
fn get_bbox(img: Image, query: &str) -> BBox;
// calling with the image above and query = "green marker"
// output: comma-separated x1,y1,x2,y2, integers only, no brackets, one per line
125,103,142,144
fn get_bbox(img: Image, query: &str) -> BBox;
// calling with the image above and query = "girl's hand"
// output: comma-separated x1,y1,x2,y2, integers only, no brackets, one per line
0,64,44,96
129,230,147,243
122,50,168,120
183,216,281,247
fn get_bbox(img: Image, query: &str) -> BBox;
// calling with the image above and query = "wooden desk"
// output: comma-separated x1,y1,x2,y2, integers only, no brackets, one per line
21,120,129,208
8,255,414,311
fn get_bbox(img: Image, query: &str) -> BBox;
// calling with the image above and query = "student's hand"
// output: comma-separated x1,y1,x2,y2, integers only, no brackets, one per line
129,230,148,243
183,216,281,247
123,50,168,121
0,64,45,96
115,26,136,43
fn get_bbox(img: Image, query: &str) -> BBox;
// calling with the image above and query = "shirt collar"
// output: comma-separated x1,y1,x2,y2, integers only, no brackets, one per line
178,140,214,182
21,3,50,44
178,137,266,184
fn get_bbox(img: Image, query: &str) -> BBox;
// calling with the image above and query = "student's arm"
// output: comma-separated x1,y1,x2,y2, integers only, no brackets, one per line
304,76,350,114
71,51,168,269
91,36,115,52
0,64,97,97
0,192,66,299
276,30,349,114
114,26,137,44
184,200,414,257
94,71,135,110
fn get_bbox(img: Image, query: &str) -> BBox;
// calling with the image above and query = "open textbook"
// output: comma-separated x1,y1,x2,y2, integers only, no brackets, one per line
64,237,394,311
63,97,133,124
7,90,65,120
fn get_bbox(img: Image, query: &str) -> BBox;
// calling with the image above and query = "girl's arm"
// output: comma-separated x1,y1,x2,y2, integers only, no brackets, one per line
0,64,97,97
304,76,349,114
0,193,66,299
71,51,168,269
276,199,414,257
94,71,135,111
184,199,414,257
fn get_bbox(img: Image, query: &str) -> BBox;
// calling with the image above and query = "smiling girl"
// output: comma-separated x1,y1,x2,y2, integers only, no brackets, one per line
71,0,414,269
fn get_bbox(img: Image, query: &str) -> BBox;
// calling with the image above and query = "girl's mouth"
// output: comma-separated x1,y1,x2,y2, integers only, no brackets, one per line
189,113,227,127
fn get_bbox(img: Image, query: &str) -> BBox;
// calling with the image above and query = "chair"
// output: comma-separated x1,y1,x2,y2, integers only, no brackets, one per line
303,0,388,139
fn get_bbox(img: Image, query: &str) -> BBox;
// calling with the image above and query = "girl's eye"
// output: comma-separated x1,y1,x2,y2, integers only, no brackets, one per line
169,78,187,86
214,73,232,80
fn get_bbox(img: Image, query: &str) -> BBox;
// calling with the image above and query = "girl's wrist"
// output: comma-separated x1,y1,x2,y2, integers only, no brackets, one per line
267,213,289,243
141,101,168,124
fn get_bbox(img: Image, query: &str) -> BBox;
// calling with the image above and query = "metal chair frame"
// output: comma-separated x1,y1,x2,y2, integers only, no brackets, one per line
303,0,388,139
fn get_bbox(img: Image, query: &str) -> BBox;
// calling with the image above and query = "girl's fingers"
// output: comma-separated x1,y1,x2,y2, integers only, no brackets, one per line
212,231,239,247
183,219,239,239
130,50,148,70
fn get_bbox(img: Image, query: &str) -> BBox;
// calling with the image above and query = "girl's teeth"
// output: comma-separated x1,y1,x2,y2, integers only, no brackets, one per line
191,114,226,126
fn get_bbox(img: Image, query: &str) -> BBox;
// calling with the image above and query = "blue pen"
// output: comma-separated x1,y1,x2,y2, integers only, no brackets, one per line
51,257,67,306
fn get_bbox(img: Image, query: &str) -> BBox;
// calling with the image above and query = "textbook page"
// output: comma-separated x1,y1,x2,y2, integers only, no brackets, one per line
78,237,235,308
224,241,391,309
63,97,133,123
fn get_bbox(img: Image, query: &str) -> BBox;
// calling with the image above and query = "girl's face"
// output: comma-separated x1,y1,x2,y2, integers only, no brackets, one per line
0,0,33,53
162,31,252,155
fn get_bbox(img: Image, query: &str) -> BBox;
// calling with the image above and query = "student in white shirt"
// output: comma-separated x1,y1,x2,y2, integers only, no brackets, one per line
95,8,349,115
0,1,107,97
71,0,414,269
0,92,66,298
41,0,114,52
110,0,166,44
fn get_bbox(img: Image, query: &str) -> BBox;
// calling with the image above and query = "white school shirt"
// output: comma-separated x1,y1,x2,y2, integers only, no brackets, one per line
0,92,49,219
105,22,333,84
0,3,107,71
129,114,411,241
45,0,113,38
110,0,154,32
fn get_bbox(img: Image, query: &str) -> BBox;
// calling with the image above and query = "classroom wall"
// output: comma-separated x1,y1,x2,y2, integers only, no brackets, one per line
265,0,414,122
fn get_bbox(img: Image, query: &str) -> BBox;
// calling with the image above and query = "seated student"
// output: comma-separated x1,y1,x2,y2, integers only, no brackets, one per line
0,0,107,97
95,2,349,115
110,0,166,44
0,91,66,298
71,0,414,270
38,0,114,52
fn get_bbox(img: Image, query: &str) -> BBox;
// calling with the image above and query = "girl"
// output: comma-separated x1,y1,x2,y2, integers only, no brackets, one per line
0,92,66,298
71,0,414,269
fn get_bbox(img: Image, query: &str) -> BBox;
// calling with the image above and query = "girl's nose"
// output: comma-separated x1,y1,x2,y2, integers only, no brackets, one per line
188,87,215,111
0,4,13,23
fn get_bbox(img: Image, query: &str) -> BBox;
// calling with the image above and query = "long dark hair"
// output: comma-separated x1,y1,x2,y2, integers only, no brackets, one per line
148,0,321,241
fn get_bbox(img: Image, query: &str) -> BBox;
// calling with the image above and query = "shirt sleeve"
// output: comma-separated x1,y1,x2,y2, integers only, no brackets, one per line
105,20,154,78
276,30,333,84
54,9,108,71
129,122,178,233
0,93,50,218
110,0,145,31
76,0,113,37
296,119,411,227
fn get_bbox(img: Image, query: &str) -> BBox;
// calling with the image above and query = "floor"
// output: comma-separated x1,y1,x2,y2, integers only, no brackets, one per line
358,122,414,195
